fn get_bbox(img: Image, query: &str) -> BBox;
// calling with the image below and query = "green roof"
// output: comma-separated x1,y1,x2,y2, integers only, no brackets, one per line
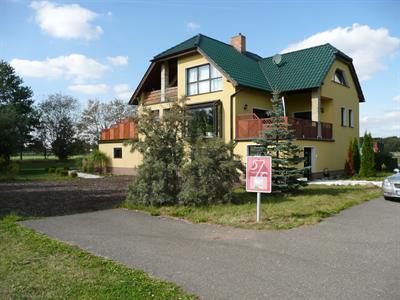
150,34,364,101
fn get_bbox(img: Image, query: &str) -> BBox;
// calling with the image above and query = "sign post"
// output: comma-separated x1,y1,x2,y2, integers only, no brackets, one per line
246,156,272,222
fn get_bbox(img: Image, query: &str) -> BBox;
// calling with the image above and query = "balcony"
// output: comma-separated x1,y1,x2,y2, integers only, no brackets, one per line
100,119,137,141
236,114,333,140
143,86,178,104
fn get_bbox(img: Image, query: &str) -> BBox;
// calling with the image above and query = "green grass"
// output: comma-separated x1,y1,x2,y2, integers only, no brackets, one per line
0,215,196,299
1,159,77,181
123,185,382,230
350,171,394,181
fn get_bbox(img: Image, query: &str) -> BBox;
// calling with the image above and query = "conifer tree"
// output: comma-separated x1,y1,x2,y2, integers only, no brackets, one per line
255,91,306,192
359,132,376,177
344,140,355,176
351,137,361,174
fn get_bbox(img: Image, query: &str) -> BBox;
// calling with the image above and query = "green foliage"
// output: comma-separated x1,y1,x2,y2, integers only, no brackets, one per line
0,60,38,159
0,156,20,179
37,93,79,160
59,170,68,176
344,140,355,176
0,105,19,161
127,98,243,206
351,137,361,173
48,167,56,173
81,150,109,174
127,100,187,206
255,91,306,192
359,132,376,177
179,139,243,206
375,151,398,171
70,171,78,178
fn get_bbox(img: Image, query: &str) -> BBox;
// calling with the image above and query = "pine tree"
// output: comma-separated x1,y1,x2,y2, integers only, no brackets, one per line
344,140,355,176
127,99,187,206
359,132,376,177
351,137,361,174
255,91,306,192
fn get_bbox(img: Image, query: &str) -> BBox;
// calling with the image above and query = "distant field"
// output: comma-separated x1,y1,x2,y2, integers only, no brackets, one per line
11,154,83,161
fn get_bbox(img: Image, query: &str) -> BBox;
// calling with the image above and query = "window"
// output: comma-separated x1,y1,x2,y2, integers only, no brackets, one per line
186,64,223,96
332,69,347,86
247,145,265,156
341,107,346,127
348,109,354,127
253,108,271,119
113,147,122,159
150,109,160,121
187,101,222,138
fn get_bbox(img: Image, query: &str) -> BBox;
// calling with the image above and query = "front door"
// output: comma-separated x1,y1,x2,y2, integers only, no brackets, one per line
304,147,313,179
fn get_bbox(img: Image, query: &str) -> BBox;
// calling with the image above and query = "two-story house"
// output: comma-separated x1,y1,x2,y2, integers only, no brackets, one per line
99,33,364,178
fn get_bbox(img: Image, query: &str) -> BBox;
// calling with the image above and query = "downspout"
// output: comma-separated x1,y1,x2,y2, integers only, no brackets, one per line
230,88,242,141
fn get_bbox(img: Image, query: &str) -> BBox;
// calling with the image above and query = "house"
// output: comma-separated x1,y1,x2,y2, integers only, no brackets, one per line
99,33,364,178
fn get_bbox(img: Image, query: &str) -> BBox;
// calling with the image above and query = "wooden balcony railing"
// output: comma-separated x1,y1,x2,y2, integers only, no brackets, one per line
143,86,178,104
100,118,137,141
236,114,333,140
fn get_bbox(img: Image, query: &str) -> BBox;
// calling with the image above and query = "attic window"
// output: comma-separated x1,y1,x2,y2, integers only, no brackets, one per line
332,69,347,86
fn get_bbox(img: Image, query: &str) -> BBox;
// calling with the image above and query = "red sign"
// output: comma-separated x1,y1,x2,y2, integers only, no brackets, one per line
246,156,272,193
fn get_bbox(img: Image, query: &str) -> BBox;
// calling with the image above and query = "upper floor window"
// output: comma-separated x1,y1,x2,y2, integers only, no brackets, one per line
341,107,346,127
348,109,354,128
186,64,223,96
332,69,347,86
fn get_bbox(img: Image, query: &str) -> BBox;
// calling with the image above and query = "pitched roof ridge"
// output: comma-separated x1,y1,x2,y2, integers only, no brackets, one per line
263,43,335,60
153,34,200,59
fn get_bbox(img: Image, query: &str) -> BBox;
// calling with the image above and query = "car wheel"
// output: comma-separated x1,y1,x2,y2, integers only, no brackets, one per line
384,196,391,200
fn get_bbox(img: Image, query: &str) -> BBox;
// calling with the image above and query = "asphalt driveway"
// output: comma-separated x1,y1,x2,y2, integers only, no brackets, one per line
22,198,400,300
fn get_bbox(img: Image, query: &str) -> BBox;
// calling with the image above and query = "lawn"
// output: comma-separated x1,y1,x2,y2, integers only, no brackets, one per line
351,171,395,181
1,159,77,181
123,185,382,230
0,215,195,300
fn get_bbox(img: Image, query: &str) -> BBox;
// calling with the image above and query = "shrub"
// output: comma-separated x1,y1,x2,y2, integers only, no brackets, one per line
359,132,376,177
344,140,355,176
59,170,68,176
48,167,56,173
55,167,64,174
63,166,69,171
80,150,109,174
178,139,243,206
75,157,83,171
70,171,78,178
351,138,361,173
375,151,398,171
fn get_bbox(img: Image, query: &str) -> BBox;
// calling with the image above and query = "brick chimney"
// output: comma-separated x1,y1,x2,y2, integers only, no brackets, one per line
231,33,246,53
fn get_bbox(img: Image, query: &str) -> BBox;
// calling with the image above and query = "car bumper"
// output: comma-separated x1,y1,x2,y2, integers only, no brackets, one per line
383,185,400,198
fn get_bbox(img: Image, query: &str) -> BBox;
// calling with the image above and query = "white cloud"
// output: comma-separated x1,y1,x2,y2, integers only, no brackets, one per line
282,24,400,81
186,21,200,31
361,110,400,137
30,1,103,40
10,54,108,83
393,95,400,103
113,84,131,100
107,56,128,66
68,83,108,94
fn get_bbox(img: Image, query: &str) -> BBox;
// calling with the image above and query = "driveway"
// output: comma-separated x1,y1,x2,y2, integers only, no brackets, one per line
22,198,400,300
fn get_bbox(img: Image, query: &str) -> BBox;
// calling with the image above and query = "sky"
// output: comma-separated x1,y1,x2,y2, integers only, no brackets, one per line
1,0,399,138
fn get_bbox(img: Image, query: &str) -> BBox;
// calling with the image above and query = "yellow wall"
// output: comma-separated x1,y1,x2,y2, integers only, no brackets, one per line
99,142,142,170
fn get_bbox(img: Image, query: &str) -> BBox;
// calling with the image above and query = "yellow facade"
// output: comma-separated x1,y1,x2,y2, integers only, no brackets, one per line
102,51,361,177
99,142,142,175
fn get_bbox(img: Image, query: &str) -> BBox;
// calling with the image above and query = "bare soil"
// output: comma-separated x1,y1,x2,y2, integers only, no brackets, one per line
0,176,132,218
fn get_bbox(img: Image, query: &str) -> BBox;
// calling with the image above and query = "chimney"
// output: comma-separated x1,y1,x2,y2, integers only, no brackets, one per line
231,33,246,53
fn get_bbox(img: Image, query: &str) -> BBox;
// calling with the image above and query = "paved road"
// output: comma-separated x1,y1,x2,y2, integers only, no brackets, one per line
22,198,400,300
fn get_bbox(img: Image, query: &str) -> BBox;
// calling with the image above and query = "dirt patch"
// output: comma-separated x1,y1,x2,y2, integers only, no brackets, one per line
0,176,132,218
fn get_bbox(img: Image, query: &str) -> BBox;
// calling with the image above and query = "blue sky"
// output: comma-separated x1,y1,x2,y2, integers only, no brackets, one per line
1,0,399,137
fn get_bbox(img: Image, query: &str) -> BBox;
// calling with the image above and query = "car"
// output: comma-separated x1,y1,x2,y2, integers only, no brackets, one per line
382,168,400,200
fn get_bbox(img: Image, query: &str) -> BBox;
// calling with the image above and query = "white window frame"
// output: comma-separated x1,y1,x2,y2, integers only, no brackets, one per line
185,63,223,96
341,107,347,127
348,109,354,128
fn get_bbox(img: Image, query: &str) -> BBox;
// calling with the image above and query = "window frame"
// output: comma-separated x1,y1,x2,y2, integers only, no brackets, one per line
186,63,223,96
348,109,354,128
332,68,348,87
113,147,122,159
247,145,265,156
341,107,347,127
186,100,222,138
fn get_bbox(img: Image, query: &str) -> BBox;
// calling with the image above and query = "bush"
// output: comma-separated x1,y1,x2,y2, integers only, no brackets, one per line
48,167,56,173
70,171,78,178
375,152,398,171
81,150,109,174
178,139,243,206
55,167,64,174
59,170,68,176
75,157,83,171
